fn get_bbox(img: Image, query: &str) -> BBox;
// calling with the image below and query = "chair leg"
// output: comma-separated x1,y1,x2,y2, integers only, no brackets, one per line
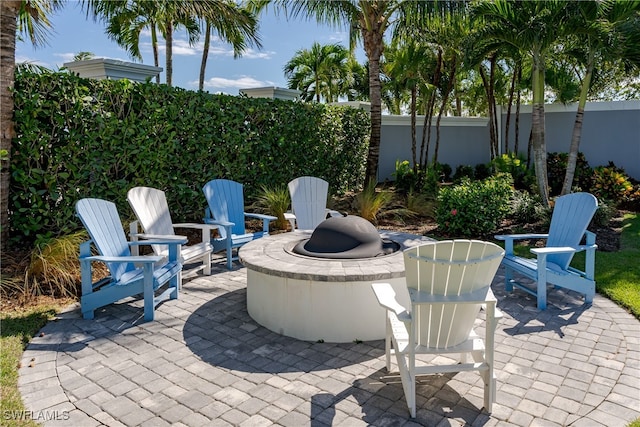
226,239,233,270
143,264,155,322
505,266,513,292
203,253,211,275
537,270,547,310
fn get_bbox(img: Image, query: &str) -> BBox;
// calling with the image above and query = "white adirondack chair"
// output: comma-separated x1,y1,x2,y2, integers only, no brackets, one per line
127,187,216,283
495,192,598,309
371,240,504,417
285,176,342,231
76,198,186,321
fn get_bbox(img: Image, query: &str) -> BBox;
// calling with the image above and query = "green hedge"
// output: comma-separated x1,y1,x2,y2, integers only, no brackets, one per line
10,70,370,247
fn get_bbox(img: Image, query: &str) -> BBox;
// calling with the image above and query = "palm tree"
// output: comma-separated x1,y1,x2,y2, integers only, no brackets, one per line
382,39,428,168
559,0,640,195
198,1,261,92
284,42,350,102
104,0,241,87
472,0,573,207
103,0,165,83
285,0,433,187
1,0,64,251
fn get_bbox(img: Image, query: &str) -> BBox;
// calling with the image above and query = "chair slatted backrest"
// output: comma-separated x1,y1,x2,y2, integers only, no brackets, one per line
404,240,504,349
288,176,329,230
546,192,598,271
127,186,175,255
76,198,135,281
202,179,246,238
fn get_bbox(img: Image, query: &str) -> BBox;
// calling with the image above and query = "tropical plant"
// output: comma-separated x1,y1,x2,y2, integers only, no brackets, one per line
353,182,393,223
592,164,634,203
253,184,291,231
25,231,89,298
284,42,350,102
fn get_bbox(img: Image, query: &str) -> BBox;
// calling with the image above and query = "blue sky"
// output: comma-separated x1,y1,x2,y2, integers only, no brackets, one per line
16,3,364,95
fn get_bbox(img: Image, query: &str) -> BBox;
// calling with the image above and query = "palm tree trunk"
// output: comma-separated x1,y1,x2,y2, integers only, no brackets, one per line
479,63,497,159
434,59,457,164
531,55,549,207
151,24,160,84
514,66,522,154
561,54,593,196
504,62,518,154
0,1,19,251
362,21,384,187
199,22,211,91
410,86,417,169
165,20,173,86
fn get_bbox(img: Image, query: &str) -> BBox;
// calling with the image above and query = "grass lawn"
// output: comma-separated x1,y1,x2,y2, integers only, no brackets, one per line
0,298,70,427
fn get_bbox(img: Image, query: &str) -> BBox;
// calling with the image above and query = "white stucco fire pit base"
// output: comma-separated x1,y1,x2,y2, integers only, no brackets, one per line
239,230,433,343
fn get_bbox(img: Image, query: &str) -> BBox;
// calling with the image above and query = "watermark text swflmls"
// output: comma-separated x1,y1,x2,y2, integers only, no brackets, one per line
2,410,70,421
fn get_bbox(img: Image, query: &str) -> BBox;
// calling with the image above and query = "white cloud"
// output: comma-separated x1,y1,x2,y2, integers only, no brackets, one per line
202,75,273,90
328,31,348,43
238,48,275,60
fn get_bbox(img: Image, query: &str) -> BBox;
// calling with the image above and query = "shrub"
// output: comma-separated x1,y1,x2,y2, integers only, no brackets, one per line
436,173,514,237
436,162,452,182
474,163,492,180
547,152,593,195
592,199,616,228
492,152,535,191
510,190,549,224
592,163,633,203
10,69,370,248
392,160,421,194
452,165,474,182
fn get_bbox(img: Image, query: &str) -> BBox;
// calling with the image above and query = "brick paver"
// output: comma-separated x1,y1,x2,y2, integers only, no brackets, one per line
17,254,640,426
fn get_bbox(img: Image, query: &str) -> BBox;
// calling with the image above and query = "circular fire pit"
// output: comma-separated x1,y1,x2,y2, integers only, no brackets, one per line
239,222,432,343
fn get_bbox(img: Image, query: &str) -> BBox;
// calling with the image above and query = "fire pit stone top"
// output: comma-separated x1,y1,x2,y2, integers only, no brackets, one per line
239,229,433,282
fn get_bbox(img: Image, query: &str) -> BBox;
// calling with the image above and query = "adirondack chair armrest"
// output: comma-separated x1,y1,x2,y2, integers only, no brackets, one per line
371,283,411,321
495,233,549,254
244,212,277,221
530,246,579,255
132,233,188,241
245,212,277,233
129,238,188,246
172,223,219,231
326,209,344,218
83,255,164,264
495,233,550,241
203,218,234,228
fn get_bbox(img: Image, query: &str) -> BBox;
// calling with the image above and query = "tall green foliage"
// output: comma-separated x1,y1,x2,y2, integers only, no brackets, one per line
10,70,369,247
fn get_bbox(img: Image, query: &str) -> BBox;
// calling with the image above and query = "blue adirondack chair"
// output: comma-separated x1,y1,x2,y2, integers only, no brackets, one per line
76,198,186,321
495,192,598,309
202,179,277,269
